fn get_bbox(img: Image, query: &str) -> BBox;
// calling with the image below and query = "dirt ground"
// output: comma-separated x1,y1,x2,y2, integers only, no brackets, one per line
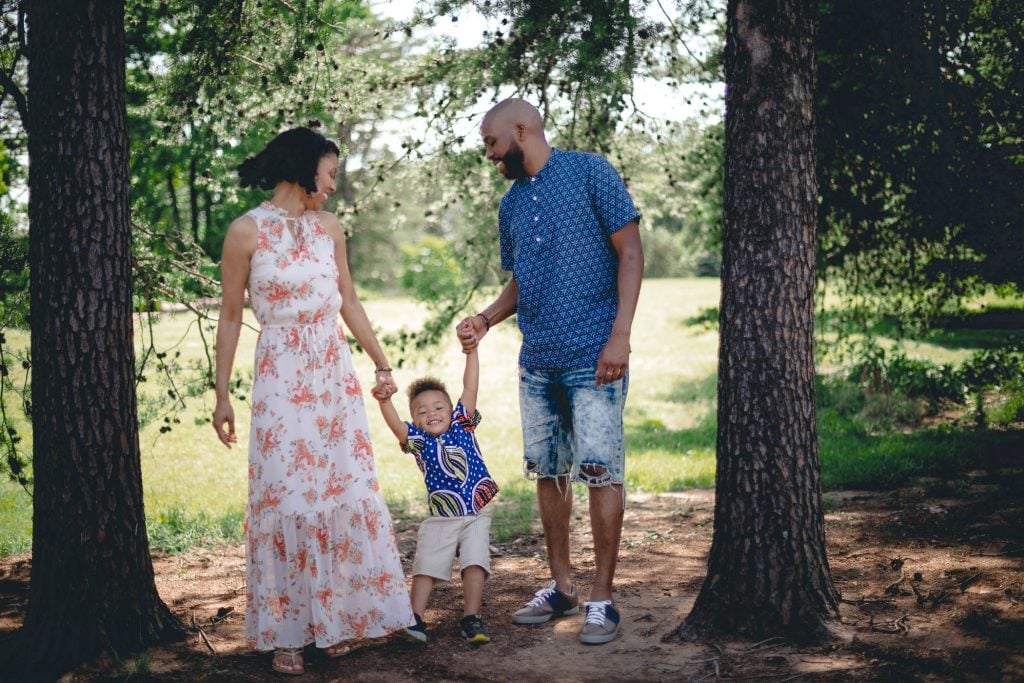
2,448,1022,682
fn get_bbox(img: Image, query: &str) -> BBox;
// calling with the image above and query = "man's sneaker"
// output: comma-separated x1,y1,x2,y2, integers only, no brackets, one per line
511,580,579,624
460,614,491,644
579,600,620,645
397,613,428,643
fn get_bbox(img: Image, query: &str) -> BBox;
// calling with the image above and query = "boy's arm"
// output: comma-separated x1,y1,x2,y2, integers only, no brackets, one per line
459,347,479,417
377,397,409,447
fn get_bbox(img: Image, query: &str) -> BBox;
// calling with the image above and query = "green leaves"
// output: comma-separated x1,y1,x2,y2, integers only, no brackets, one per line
817,0,1024,333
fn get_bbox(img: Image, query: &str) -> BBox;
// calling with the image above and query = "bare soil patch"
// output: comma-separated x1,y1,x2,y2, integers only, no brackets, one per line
2,449,1022,682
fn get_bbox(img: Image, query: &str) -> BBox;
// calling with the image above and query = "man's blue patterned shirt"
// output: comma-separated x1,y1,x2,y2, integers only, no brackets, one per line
499,148,640,370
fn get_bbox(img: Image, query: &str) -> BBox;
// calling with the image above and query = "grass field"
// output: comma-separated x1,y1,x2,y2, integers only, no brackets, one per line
1,277,1021,557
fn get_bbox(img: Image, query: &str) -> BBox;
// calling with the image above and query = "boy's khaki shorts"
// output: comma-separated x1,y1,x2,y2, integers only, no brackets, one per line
411,509,492,582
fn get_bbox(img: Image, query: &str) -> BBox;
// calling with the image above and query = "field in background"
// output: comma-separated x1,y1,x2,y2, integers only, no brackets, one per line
2,277,1021,557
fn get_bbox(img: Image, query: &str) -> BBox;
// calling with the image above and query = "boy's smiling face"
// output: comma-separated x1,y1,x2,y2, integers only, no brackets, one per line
410,390,453,437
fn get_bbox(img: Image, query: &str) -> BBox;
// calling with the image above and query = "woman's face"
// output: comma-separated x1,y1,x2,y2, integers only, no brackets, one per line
305,153,339,210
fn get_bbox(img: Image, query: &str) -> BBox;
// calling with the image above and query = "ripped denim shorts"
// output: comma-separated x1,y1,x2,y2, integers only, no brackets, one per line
518,365,627,486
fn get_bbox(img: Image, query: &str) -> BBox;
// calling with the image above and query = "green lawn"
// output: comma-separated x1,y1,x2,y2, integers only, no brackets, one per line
1,277,1021,557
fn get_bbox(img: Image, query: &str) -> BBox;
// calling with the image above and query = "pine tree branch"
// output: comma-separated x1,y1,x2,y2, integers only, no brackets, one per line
0,65,28,125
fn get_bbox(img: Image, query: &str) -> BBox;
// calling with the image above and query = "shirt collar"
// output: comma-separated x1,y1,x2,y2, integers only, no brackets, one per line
516,147,561,185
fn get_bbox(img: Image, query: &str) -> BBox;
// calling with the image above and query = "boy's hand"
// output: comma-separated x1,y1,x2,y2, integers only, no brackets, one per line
457,318,476,340
457,315,486,352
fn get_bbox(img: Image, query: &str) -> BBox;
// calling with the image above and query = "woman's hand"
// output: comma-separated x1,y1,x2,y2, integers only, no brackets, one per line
372,369,397,401
213,398,237,448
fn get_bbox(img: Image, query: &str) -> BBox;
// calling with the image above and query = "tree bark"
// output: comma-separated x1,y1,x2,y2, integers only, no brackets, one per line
667,0,841,643
166,171,181,233
5,1,184,676
188,154,202,240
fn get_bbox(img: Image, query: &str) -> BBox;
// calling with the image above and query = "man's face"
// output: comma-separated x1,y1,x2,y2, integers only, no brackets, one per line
481,123,527,180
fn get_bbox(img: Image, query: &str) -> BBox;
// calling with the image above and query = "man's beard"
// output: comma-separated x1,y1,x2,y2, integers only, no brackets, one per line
500,141,527,180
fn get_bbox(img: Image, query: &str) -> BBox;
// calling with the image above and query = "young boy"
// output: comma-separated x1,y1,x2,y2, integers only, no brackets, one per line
375,341,499,644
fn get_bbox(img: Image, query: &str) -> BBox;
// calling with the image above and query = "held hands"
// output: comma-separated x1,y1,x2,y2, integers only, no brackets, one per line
456,315,487,353
596,332,630,386
212,398,237,448
371,368,398,402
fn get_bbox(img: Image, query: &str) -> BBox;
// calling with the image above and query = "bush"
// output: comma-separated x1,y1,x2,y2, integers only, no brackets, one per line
988,386,1024,426
846,345,962,413
884,353,962,409
960,346,1024,425
399,236,466,307
839,341,1024,427
858,392,926,430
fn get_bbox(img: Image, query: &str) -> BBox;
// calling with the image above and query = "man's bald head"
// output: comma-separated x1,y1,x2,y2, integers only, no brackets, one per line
480,98,551,179
482,98,545,135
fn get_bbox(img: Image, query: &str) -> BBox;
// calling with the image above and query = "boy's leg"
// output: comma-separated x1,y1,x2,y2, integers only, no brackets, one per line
462,565,485,616
410,574,434,616
457,513,493,616
410,517,460,613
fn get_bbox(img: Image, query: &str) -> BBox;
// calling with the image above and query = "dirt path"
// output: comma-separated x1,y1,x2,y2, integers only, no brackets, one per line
2,452,1022,681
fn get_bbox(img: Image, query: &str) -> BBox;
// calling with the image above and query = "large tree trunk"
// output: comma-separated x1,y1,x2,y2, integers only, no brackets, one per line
6,1,184,676
667,0,841,643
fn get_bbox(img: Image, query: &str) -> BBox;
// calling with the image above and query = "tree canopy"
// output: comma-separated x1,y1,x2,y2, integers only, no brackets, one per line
817,0,1024,331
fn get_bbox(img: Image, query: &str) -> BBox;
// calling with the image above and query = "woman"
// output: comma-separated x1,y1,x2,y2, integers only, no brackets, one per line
212,127,414,675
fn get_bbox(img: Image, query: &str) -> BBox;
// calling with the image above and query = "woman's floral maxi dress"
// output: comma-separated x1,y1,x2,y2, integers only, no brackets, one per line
244,203,413,651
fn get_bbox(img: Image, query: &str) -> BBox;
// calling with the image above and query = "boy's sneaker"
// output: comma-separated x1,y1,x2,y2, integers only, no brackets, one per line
579,600,620,645
397,613,428,643
460,614,491,644
511,580,579,624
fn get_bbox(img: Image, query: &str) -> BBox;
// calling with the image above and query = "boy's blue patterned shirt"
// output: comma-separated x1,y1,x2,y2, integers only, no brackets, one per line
403,401,499,517
499,148,640,371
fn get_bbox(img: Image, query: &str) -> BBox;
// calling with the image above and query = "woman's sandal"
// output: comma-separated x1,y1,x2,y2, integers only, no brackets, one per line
272,647,304,675
324,642,351,658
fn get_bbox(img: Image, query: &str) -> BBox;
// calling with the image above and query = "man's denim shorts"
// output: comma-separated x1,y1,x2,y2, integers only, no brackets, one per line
518,365,627,486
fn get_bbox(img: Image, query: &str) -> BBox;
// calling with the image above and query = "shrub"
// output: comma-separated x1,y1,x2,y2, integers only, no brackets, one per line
399,236,466,307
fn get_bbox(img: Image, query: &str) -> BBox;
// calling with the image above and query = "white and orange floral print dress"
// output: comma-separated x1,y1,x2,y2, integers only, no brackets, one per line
243,202,413,651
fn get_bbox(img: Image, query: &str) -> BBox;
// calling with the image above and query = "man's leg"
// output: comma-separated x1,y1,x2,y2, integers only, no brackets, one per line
513,367,581,625
537,475,574,593
568,368,628,607
587,481,624,602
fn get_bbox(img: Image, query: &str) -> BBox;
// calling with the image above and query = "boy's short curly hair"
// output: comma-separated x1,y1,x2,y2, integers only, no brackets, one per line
407,376,452,410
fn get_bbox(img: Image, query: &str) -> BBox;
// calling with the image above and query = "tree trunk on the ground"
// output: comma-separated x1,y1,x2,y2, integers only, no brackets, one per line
667,0,841,643
4,1,184,677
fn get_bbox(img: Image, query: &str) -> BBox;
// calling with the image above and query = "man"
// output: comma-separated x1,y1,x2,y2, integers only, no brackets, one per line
457,98,643,645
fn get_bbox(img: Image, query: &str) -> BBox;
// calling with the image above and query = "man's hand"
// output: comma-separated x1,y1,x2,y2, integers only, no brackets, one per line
457,315,487,353
596,332,630,385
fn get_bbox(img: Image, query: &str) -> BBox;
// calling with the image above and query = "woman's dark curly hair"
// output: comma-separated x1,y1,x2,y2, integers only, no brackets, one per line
407,376,452,410
237,127,340,194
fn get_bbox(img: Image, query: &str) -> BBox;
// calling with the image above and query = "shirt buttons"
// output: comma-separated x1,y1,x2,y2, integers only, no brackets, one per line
532,195,538,201
533,216,539,221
